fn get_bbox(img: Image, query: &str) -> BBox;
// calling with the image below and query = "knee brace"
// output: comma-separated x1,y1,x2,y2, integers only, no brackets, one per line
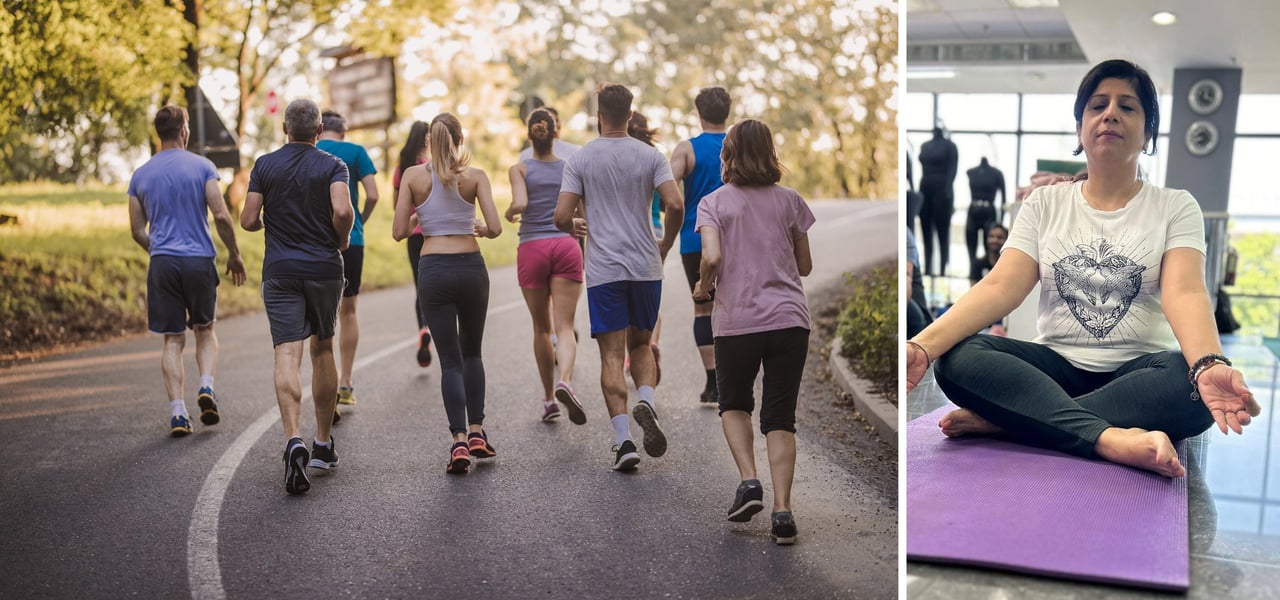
694,315,713,347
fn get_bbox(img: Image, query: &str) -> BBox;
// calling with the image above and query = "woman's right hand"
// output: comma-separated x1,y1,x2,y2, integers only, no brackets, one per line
906,342,930,393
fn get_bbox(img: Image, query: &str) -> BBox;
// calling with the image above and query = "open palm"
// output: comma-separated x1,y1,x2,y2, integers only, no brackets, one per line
1198,365,1262,434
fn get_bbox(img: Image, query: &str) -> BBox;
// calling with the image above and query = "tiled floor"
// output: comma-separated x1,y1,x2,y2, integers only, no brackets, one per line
906,336,1280,598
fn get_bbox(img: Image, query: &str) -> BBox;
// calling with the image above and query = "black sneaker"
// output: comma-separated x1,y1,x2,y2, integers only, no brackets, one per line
727,479,765,522
632,401,667,457
283,439,311,495
771,512,798,545
196,387,220,425
611,440,640,471
699,384,719,407
309,437,339,470
417,328,433,368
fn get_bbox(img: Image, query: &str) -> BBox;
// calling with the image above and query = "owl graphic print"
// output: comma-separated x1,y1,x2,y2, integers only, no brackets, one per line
1004,181,1206,372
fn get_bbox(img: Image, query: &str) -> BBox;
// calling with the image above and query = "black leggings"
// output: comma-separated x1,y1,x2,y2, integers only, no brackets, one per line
407,233,425,328
964,203,997,267
933,335,1213,458
917,177,954,276
714,327,809,434
418,252,490,435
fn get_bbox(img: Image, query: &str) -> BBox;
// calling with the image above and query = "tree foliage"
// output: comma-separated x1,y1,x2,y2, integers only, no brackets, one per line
0,0,191,182
1227,231,1280,336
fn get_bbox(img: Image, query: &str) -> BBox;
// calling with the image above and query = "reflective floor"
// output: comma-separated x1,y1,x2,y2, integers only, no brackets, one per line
906,335,1280,599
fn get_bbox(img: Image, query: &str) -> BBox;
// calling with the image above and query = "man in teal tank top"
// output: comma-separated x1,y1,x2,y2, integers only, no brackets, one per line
317,111,379,414
669,87,730,406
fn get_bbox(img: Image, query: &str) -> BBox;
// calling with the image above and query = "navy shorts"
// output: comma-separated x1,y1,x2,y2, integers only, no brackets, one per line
586,280,661,337
262,278,344,346
681,252,714,304
341,245,364,297
147,255,219,335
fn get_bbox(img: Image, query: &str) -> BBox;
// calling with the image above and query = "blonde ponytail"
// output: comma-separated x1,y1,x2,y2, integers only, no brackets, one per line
429,113,471,185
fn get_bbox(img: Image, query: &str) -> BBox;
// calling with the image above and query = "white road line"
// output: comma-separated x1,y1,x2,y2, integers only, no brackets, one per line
187,298,525,600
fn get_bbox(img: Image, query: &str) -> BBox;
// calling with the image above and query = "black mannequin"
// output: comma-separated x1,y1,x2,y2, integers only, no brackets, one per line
905,149,921,229
917,127,958,276
965,157,1007,267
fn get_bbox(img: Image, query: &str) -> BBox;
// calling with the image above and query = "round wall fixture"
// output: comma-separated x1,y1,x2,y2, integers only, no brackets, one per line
1188,78,1224,115
1185,120,1219,156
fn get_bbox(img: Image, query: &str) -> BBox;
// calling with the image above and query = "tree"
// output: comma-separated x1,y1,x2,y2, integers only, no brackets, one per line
0,1,191,182
199,0,448,208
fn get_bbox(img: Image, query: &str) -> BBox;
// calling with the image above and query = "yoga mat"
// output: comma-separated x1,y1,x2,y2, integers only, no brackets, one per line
906,405,1189,591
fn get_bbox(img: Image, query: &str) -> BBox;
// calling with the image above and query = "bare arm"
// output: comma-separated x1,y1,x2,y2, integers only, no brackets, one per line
656,179,683,261
669,140,694,182
906,249,1039,391
692,226,721,301
359,174,378,223
505,163,528,223
330,182,354,251
472,169,502,238
204,179,246,286
392,166,428,241
794,233,812,276
240,191,265,232
127,194,150,251
554,191,585,238
1161,247,1258,433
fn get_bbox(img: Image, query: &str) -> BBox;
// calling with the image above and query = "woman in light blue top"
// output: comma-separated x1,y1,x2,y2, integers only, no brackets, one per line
393,112,503,475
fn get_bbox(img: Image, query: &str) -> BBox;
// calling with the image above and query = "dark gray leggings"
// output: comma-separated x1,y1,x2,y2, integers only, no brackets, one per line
418,252,489,435
934,335,1214,458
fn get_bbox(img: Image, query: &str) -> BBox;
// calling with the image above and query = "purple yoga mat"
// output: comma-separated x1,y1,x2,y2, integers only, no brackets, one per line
907,404,1189,591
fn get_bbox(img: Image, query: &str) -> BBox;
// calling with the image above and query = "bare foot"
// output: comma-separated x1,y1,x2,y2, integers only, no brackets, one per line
938,408,1003,437
1094,427,1186,478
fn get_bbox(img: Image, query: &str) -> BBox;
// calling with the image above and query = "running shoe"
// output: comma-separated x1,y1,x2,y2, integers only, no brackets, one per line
554,381,586,425
541,402,562,423
447,441,472,474
727,479,765,522
699,383,719,407
196,387,220,425
611,440,640,471
632,400,667,457
771,512,798,545
309,437,339,470
468,431,497,459
170,414,193,437
283,439,311,495
337,386,357,406
417,327,433,368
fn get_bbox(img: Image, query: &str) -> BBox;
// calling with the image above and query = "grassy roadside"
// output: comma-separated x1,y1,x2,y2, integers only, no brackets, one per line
0,180,517,362
829,260,897,404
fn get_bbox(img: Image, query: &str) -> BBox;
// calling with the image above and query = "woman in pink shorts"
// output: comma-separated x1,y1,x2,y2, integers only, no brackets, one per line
506,108,587,425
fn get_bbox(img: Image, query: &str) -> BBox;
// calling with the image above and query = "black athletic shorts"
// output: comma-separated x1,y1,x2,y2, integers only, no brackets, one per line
147,255,219,334
262,277,344,346
341,245,364,297
681,251,714,304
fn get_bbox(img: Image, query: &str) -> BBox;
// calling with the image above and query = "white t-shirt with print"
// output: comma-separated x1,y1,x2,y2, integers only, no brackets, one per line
1004,181,1205,371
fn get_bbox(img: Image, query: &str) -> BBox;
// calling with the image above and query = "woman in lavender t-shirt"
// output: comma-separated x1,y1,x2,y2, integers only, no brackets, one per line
693,119,814,546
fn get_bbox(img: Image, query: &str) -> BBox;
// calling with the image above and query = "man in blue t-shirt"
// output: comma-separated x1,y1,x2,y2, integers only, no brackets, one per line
317,111,379,411
128,105,247,438
669,87,730,407
241,98,353,495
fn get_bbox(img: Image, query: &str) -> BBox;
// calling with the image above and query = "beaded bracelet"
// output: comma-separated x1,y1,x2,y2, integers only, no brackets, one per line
1188,353,1231,403
906,340,933,367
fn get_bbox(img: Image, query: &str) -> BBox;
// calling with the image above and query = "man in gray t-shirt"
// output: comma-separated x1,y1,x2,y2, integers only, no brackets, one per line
555,82,683,472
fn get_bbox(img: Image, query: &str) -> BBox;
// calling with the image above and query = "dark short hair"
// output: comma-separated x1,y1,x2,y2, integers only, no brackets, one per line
154,105,187,141
694,87,731,125
321,110,347,134
1073,59,1159,156
527,108,557,155
596,83,633,125
721,119,783,187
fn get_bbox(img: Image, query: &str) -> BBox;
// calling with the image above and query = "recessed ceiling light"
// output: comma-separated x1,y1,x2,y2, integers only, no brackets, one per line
1007,0,1059,8
1152,11,1177,26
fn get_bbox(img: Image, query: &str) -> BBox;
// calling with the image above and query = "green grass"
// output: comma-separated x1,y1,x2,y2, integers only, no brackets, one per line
0,180,519,358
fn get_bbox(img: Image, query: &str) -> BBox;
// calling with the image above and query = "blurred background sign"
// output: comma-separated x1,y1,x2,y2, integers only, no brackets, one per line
327,54,397,131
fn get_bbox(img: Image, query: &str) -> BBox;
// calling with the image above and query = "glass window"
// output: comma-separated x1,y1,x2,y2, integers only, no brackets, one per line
936,94,1018,132
903,93,935,132
1019,94,1076,133
1017,133,1082,189
1229,138,1280,216
1236,95,1280,134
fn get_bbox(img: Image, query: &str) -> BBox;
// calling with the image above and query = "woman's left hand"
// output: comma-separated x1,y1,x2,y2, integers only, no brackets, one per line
692,279,712,302
1198,364,1262,434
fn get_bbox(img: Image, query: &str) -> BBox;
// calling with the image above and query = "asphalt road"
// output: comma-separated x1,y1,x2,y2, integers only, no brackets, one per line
0,199,898,600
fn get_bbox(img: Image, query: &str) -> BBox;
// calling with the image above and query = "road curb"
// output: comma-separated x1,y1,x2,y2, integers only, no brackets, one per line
828,339,898,448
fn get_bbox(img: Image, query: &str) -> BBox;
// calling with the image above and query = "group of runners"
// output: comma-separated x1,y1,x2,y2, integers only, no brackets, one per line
128,83,816,545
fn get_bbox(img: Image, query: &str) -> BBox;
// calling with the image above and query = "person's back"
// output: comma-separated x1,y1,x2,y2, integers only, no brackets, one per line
316,137,376,246
518,157,568,243
251,143,349,279
564,135,670,285
680,132,726,254
129,150,219,257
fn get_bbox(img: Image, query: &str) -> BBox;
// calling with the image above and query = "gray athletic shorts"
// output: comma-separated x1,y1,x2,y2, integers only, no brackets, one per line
147,255,219,335
261,278,344,346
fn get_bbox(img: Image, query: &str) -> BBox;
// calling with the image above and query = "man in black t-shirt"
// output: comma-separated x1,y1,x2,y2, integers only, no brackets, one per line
240,98,354,495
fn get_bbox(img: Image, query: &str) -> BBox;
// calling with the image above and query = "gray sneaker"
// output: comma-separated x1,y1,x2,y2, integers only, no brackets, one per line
632,401,667,457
